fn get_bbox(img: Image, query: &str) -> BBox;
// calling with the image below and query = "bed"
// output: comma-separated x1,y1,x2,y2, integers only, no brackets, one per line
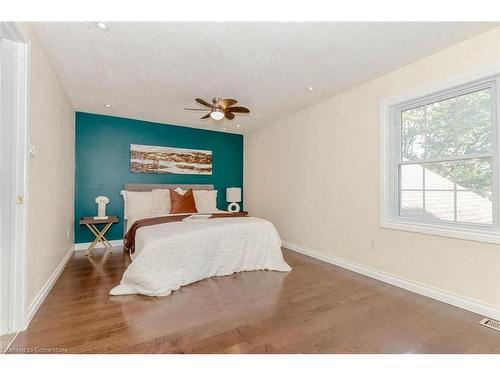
110,183,291,297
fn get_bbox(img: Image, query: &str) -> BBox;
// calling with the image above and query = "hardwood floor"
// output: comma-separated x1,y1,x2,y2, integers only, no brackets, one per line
8,248,500,354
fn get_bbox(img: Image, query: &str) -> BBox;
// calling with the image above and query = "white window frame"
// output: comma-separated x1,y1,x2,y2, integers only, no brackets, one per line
380,67,500,244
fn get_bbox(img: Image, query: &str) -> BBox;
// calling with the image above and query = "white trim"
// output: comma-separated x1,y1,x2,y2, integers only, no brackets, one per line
25,249,73,329
283,240,500,321
74,239,124,251
11,35,28,334
0,22,29,335
381,219,500,244
380,65,500,244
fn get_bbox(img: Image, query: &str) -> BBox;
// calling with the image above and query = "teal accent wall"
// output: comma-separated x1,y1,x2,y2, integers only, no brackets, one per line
75,112,243,243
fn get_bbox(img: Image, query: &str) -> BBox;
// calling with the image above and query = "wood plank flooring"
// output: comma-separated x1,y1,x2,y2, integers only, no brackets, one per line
8,248,500,353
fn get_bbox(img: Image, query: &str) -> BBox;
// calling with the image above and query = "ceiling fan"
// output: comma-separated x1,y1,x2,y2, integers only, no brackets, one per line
184,98,250,120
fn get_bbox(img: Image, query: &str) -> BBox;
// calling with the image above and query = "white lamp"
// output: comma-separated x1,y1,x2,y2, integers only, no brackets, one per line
226,187,241,212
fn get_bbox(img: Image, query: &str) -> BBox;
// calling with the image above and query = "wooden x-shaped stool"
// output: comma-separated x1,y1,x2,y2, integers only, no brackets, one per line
79,216,119,256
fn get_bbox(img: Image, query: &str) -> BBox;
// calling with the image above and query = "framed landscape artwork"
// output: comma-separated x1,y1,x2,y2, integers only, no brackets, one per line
130,144,212,175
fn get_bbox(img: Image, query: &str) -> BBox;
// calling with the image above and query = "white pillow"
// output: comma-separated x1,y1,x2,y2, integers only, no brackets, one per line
151,189,171,214
193,190,218,213
121,190,153,219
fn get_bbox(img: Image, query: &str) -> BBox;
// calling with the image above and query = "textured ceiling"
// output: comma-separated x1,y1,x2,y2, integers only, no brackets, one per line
34,22,497,134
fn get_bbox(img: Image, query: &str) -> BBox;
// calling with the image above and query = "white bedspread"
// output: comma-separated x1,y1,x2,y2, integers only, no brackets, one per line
110,217,291,296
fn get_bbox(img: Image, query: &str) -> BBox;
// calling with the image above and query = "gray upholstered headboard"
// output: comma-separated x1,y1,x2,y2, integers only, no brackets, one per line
123,183,214,192
122,184,215,234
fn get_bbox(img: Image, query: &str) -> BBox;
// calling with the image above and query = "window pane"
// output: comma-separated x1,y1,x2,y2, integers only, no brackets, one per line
454,89,492,156
425,191,454,221
455,158,493,225
455,158,492,198
425,96,457,159
401,106,425,161
457,191,493,224
400,191,424,219
400,164,423,189
423,162,454,190
401,88,492,161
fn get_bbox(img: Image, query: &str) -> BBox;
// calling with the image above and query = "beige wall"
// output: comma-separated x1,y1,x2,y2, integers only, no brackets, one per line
17,23,75,305
245,27,500,308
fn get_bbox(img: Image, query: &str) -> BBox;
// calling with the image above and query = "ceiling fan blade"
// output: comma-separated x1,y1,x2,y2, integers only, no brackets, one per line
227,106,250,113
195,98,213,108
184,108,209,111
201,113,211,119
219,98,237,109
224,111,235,120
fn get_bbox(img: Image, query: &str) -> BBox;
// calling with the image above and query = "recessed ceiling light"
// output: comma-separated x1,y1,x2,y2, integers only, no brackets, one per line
236,124,240,128
308,86,314,91
223,127,226,130
104,104,112,108
95,22,110,31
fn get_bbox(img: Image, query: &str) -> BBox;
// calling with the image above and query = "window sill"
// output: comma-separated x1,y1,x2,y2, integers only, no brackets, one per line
380,218,500,244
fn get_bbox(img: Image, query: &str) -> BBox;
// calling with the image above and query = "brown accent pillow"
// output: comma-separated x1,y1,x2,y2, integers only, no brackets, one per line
169,188,198,214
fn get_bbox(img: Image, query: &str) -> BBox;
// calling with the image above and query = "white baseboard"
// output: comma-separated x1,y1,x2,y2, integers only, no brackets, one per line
283,240,500,321
25,248,74,329
74,239,124,251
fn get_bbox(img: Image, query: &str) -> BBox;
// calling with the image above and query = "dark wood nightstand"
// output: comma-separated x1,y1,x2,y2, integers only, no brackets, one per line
79,216,119,256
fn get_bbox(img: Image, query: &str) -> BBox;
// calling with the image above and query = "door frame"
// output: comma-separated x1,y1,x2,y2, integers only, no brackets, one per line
0,22,28,334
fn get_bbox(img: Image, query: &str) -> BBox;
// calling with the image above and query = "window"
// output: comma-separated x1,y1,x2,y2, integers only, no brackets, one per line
381,74,500,243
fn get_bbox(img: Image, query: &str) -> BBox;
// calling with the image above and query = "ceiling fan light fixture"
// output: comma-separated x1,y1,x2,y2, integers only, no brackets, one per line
210,110,225,121
189,97,250,121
